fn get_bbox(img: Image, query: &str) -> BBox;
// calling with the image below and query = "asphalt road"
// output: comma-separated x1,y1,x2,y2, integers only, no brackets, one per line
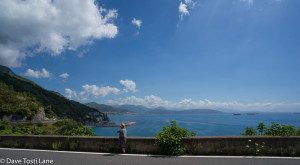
0,148,299,165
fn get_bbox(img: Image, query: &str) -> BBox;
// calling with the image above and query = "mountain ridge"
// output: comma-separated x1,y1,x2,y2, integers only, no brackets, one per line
148,108,222,114
88,102,222,114
85,102,132,114
0,65,109,124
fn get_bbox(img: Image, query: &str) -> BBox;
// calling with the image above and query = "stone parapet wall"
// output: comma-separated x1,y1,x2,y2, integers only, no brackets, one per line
0,135,299,156
181,136,300,156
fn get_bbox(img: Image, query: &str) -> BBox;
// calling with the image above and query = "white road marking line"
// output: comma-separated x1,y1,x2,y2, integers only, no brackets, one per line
1,148,300,160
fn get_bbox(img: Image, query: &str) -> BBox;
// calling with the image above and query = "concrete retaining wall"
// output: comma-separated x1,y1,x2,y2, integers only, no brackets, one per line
182,136,300,156
0,135,299,156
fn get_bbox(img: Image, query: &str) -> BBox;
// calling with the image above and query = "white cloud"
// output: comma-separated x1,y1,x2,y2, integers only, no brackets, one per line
81,84,120,98
24,68,51,79
65,88,78,99
107,95,171,108
120,79,137,93
179,0,196,21
76,48,90,58
0,0,118,67
241,0,254,5
59,73,69,79
107,95,300,112
0,45,26,68
64,79,138,101
179,2,189,16
144,95,170,107
184,0,193,4
132,18,142,29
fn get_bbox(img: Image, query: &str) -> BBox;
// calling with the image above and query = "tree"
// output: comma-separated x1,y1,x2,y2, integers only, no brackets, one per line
155,120,197,155
241,127,257,136
241,122,300,136
257,123,266,135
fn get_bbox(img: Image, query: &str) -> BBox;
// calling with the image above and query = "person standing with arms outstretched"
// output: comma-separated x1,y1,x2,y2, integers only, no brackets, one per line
118,124,127,153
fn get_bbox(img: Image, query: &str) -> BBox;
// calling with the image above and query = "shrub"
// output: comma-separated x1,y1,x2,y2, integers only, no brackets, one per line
64,127,96,136
241,122,300,136
54,119,81,134
155,120,197,155
32,126,45,135
44,105,56,119
0,120,10,130
241,127,257,136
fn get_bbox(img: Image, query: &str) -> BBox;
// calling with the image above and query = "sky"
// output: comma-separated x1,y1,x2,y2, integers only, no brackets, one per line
0,0,300,112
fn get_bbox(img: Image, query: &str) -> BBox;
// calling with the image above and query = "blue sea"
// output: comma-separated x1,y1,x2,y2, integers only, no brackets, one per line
92,113,300,137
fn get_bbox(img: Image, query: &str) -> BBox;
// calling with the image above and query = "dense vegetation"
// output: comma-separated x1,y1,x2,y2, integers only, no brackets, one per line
155,120,197,155
241,122,300,136
0,65,109,123
0,82,56,120
0,119,96,136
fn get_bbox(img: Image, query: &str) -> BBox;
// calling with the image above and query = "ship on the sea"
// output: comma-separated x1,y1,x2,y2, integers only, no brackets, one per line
233,113,257,115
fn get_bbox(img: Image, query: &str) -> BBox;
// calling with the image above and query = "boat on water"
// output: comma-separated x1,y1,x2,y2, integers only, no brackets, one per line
233,113,241,115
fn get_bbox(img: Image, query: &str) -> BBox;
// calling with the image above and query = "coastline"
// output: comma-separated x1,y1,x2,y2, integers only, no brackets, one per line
87,121,136,127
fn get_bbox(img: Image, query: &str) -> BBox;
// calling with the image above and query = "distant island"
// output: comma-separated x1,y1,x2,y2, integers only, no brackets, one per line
85,102,222,115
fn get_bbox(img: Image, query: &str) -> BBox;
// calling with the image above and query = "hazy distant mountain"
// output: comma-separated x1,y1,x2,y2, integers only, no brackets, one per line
85,102,132,114
114,104,152,113
149,109,222,114
113,104,222,114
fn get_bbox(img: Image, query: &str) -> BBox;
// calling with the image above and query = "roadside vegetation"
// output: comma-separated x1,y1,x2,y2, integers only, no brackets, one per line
241,122,300,136
155,120,197,155
0,119,96,136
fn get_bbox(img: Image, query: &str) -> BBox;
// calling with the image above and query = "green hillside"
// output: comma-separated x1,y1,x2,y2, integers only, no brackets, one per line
0,65,109,123
0,82,46,120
